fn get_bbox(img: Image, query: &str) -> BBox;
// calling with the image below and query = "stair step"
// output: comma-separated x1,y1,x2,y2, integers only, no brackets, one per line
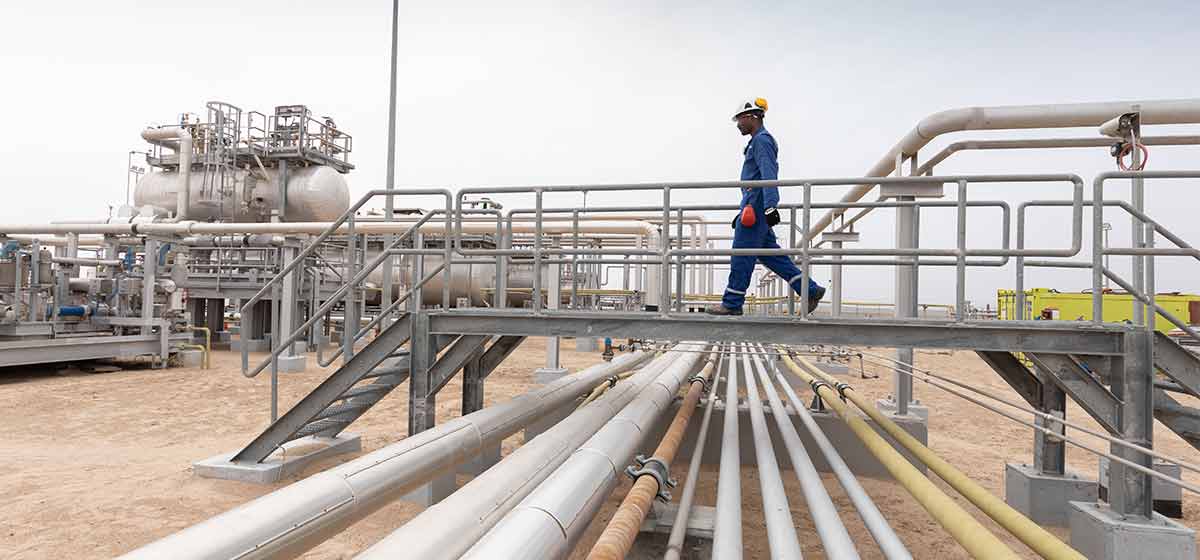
389,350,411,358
312,401,373,422
335,383,395,401
362,364,408,380
289,418,351,441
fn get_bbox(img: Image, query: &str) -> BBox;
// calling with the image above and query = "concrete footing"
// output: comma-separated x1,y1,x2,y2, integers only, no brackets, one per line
178,349,205,368
1069,501,1196,559
1005,463,1098,526
400,472,457,507
575,337,598,352
194,433,361,484
875,397,930,421
628,502,714,560
277,353,307,373
1099,457,1184,518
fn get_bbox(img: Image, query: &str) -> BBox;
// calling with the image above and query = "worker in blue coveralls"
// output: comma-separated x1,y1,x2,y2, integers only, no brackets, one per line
705,97,825,316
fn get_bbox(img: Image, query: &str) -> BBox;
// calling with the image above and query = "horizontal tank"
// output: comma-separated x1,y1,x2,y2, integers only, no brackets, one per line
134,165,349,222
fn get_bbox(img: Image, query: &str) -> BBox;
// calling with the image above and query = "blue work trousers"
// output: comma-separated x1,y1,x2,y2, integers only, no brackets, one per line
721,223,820,310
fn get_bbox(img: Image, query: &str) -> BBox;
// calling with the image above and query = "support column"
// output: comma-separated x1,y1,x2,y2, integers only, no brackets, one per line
402,311,455,504
459,345,500,475
141,239,158,337
278,244,306,372
821,231,859,319
1068,330,1194,558
539,260,567,375
1007,364,1097,525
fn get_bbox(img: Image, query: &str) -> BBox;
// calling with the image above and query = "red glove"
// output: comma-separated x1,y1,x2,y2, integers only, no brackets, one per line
740,205,757,227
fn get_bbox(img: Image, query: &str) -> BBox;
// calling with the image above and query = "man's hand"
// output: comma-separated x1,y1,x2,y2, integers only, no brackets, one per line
764,207,781,227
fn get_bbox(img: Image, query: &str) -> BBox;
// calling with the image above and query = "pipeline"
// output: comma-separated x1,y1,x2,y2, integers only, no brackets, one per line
357,346,700,560
809,98,1200,239
797,355,1085,560
739,344,804,558
663,350,724,560
458,343,707,559
141,127,192,221
186,326,211,369
763,346,910,560
712,344,743,558
780,354,1021,560
586,354,717,560
748,344,860,559
121,350,654,560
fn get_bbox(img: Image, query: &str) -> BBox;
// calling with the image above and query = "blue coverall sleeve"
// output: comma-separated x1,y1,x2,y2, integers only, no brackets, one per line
754,135,780,207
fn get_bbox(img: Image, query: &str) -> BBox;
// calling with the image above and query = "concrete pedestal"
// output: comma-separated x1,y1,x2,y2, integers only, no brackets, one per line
178,349,205,368
277,352,307,373
194,433,361,484
575,337,598,352
1005,463,1098,526
1099,457,1184,518
875,397,930,421
400,472,458,507
1069,501,1195,560
629,502,714,560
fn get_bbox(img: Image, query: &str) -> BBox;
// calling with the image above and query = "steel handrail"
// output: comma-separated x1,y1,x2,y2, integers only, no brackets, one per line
239,188,451,377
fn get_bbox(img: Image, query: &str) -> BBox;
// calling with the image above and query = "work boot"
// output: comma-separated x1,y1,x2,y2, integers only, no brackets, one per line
806,285,826,314
704,304,743,316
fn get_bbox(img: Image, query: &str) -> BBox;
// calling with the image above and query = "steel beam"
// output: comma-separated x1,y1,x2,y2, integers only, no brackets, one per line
429,310,1126,355
1153,389,1200,452
428,335,491,396
0,333,187,367
1027,353,1121,435
1152,331,1200,400
479,336,525,379
976,351,1043,408
408,312,437,436
1106,331,1154,518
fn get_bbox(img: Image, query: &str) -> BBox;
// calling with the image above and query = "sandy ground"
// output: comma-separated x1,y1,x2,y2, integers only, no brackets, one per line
1,338,1198,559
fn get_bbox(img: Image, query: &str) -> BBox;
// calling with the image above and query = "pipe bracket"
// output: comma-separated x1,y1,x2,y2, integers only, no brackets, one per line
687,373,711,394
625,454,676,502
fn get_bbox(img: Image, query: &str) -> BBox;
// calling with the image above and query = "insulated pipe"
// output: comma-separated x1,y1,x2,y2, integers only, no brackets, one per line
712,346,743,558
357,347,696,560
459,343,707,560
50,256,123,267
120,351,654,560
664,350,724,560
809,98,1200,238
739,344,804,559
779,354,1020,560
141,127,192,221
176,234,286,247
748,345,861,559
586,356,718,560
0,220,659,237
766,347,910,560
799,357,1085,560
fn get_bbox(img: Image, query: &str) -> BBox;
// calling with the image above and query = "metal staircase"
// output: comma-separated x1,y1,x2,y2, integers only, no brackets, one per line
232,313,418,463
981,334,1200,453
1152,332,1200,450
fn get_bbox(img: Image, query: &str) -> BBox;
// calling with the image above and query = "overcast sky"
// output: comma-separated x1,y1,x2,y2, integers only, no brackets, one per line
2,1,1198,306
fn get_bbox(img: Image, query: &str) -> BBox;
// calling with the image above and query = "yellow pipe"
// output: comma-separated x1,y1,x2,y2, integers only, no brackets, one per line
186,326,212,369
779,354,1020,560
794,355,1085,560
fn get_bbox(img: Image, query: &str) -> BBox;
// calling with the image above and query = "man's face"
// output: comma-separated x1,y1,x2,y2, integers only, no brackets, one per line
735,113,757,135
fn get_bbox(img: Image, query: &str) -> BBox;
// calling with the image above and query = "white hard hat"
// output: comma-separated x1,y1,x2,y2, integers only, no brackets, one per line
732,97,768,121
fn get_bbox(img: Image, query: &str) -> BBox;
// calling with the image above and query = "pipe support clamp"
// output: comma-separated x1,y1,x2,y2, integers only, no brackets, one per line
625,454,676,502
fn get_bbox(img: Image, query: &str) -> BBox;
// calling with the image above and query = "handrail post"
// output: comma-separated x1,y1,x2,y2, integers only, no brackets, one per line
342,220,357,364
956,180,967,321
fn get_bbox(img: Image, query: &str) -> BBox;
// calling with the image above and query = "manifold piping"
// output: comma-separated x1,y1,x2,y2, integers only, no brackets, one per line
118,351,654,560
